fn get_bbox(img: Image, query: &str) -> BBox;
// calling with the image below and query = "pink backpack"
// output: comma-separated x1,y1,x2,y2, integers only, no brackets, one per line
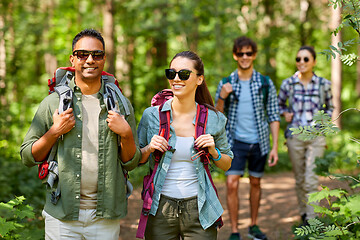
150,89,173,106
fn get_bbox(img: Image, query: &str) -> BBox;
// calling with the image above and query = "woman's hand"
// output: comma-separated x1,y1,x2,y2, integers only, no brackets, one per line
148,133,169,153
139,133,169,164
194,134,218,158
283,111,294,123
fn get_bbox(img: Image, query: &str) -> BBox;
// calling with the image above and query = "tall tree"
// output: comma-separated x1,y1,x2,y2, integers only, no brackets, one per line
330,4,343,128
357,45,360,98
103,0,115,74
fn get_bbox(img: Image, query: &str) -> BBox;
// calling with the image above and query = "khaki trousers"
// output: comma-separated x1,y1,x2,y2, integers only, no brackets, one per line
286,136,326,219
42,209,121,240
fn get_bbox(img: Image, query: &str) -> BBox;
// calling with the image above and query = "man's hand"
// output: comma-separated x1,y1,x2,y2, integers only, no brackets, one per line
268,148,278,167
106,110,132,137
220,82,233,99
51,108,75,137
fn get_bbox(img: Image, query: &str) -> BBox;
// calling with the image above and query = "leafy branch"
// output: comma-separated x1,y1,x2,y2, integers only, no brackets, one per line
320,0,360,65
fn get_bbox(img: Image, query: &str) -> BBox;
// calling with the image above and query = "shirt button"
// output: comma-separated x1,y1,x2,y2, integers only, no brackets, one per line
200,182,203,184
76,195,79,199
77,115,81,118
77,154,80,158
77,134,81,138
77,97,81,101
76,174,80,178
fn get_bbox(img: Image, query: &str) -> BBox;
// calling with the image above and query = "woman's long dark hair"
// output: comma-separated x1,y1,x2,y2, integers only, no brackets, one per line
170,51,217,112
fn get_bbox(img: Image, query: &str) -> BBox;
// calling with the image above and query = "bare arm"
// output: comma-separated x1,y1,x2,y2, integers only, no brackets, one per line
268,121,280,167
215,83,233,113
32,108,75,162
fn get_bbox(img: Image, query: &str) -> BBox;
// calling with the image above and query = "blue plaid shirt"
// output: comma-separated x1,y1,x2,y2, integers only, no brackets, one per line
278,71,333,137
137,99,233,229
215,69,280,156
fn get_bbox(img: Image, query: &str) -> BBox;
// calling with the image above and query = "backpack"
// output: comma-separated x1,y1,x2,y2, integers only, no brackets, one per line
136,91,223,239
38,67,132,205
221,74,269,113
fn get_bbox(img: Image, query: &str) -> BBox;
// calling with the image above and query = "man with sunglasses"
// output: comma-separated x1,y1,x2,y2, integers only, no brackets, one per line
215,36,280,240
20,29,141,239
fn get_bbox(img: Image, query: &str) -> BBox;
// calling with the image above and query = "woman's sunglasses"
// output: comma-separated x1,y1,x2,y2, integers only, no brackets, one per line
296,57,309,63
73,50,105,61
165,69,201,80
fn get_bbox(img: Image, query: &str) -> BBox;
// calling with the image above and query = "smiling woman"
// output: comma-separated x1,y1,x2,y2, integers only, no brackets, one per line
278,45,333,225
137,51,233,240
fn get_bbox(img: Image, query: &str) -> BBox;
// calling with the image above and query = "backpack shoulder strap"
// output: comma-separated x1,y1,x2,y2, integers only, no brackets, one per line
221,76,231,85
153,104,171,162
54,85,73,114
260,74,270,108
195,104,208,138
102,76,131,116
318,76,326,110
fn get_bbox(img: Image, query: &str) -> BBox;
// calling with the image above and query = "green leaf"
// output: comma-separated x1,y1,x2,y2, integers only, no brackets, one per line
0,217,17,237
308,186,346,203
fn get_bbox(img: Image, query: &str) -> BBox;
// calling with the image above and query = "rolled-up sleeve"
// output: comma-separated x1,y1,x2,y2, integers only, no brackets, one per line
267,79,280,123
207,110,233,159
20,95,57,167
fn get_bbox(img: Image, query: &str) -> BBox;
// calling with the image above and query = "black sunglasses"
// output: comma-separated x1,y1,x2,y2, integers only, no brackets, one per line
236,51,253,57
165,69,201,80
73,50,105,61
296,57,309,63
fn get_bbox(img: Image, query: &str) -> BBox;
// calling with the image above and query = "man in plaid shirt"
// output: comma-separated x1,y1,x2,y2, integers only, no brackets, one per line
215,36,280,240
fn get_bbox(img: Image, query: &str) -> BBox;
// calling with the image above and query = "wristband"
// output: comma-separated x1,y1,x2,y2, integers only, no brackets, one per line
218,96,225,101
211,148,222,161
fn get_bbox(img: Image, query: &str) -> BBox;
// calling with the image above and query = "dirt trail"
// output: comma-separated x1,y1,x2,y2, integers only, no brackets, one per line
119,171,345,240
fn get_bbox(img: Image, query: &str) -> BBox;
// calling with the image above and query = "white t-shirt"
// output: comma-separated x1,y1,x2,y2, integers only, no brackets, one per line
161,136,199,199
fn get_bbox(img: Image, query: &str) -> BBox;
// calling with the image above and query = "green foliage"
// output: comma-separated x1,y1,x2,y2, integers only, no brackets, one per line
320,0,360,65
290,110,340,141
0,196,43,240
293,109,360,239
294,186,360,239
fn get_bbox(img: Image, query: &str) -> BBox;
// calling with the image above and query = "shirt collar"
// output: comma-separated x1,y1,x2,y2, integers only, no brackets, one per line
69,76,105,97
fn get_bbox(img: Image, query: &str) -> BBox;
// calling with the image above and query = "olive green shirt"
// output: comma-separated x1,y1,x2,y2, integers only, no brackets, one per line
20,78,141,220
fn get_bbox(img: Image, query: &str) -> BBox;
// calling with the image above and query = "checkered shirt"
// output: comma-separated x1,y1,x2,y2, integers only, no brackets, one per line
216,69,280,156
278,71,333,134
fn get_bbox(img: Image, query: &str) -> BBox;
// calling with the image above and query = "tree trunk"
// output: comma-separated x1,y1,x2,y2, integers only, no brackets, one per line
103,0,115,74
43,0,57,76
330,5,342,128
356,45,360,98
0,14,6,106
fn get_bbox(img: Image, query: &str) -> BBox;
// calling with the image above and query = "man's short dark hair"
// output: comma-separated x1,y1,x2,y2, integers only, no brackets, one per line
233,36,257,54
72,29,105,51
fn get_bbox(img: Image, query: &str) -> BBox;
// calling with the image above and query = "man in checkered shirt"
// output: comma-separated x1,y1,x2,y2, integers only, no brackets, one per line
215,36,280,240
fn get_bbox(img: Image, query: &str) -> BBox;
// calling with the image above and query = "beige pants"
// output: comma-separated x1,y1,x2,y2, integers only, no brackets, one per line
42,209,121,240
286,136,326,219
